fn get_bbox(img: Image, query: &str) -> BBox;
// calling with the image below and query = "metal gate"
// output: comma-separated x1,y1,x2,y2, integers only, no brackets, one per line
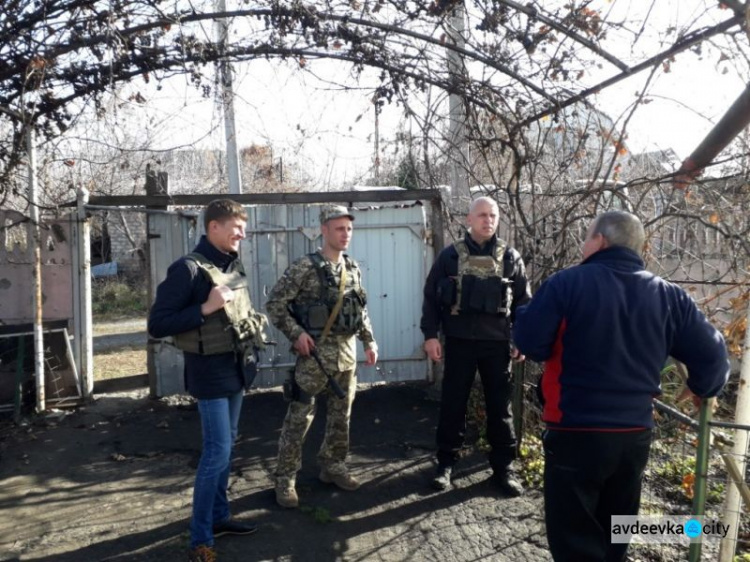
147,198,436,397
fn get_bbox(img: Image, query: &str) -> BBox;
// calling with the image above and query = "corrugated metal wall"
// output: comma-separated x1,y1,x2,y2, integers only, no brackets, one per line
147,212,198,397
148,201,433,396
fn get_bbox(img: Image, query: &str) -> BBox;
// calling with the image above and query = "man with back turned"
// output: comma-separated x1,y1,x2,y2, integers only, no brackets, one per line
513,210,730,562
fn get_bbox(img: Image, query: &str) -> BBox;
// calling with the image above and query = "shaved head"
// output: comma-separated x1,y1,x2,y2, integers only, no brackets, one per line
466,196,500,245
469,196,499,215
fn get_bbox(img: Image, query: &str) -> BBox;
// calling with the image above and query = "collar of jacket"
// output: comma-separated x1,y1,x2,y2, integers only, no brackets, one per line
463,232,498,255
194,235,238,270
581,246,645,270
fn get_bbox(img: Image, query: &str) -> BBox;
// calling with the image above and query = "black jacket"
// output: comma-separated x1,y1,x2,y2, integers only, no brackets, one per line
420,233,531,341
148,236,246,399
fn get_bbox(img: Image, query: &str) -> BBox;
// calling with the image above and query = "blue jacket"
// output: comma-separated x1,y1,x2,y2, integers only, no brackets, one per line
148,236,245,400
513,246,729,429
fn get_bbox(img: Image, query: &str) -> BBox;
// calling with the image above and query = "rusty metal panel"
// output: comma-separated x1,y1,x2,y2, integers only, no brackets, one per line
0,210,73,323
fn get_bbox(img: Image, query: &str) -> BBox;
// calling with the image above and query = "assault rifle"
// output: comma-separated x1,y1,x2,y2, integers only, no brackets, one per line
310,348,347,399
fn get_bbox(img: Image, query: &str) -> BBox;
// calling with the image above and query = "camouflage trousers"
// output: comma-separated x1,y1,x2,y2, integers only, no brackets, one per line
275,353,357,484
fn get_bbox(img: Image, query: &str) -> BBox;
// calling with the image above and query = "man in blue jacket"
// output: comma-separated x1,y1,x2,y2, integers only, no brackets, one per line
149,199,265,562
513,210,729,562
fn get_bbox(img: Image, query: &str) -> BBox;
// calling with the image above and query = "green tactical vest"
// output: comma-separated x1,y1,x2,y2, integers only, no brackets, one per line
290,253,367,338
172,252,268,355
451,238,513,316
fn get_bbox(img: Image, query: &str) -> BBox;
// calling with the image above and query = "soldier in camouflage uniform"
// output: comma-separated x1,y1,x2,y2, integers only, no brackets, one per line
266,204,378,508
420,196,531,496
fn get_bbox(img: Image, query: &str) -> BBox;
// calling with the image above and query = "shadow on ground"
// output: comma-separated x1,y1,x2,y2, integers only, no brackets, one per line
0,383,549,562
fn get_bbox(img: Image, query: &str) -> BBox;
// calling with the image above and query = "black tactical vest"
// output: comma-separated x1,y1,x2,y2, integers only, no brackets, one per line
450,239,513,316
290,253,367,338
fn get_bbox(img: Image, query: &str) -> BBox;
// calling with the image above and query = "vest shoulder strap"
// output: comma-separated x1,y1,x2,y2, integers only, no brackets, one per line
186,251,245,285
454,239,507,266
185,252,218,285
186,251,211,266
307,252,327,285
493,239,507,263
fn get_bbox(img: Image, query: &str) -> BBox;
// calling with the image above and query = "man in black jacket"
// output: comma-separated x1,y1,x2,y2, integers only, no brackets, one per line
149,199,263,562
421,196,531,495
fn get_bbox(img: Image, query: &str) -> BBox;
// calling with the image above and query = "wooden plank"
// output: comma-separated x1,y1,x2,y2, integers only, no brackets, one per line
66,189,442,208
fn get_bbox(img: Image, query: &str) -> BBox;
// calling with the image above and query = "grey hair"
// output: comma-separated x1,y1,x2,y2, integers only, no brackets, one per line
469,196,499,214
592,211,645,254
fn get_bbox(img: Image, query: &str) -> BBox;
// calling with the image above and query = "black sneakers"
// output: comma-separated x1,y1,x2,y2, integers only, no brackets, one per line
431,466,453,490
212,517,259,538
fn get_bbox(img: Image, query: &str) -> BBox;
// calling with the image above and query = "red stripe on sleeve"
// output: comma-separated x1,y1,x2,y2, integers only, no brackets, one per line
542,319,567,424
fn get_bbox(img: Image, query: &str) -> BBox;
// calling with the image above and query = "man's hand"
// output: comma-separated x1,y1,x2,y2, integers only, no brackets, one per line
294,332,316,357
424,338,442,362
365,348,378,366
510,345,525,363
676,386,717,413
201,285,234,316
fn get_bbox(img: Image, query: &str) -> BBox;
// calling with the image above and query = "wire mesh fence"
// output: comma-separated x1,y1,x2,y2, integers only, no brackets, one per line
513,361,750,562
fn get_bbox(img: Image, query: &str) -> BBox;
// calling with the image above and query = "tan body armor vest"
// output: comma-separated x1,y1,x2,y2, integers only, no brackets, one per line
172,252,267,355
451,239,513,316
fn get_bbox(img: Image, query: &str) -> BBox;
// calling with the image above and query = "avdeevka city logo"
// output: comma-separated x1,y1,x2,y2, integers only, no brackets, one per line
611,515,730,543
685,518,702,539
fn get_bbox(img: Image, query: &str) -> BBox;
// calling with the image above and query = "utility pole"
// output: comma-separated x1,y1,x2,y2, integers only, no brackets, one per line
446,3,470,214
27,129,46,413
216,0,242,194
374,101,381,185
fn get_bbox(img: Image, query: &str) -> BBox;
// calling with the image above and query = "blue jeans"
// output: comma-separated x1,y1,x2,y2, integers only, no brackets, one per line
190,391,244,548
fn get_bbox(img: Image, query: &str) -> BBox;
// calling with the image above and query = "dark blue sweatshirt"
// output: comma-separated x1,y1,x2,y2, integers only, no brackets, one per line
513,246,729,429
148,236,244,400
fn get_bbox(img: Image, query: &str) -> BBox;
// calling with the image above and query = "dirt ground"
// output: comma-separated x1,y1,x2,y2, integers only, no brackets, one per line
0,381,552,562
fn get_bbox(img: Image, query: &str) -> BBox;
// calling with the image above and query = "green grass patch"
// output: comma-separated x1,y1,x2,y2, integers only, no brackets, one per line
299,505,333,524
92,278,148,320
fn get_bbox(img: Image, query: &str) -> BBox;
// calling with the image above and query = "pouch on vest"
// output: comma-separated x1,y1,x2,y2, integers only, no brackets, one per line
469,277,506,314
355,288,367,307
242,351,258,388
307,304,330,332
437,277,457,308
459,275,479,312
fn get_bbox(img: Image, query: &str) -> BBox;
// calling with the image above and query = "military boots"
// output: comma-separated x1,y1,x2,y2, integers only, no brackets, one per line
275,478,299,508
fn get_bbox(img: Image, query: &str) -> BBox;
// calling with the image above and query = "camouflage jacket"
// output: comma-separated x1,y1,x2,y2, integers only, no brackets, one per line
266,251,377,361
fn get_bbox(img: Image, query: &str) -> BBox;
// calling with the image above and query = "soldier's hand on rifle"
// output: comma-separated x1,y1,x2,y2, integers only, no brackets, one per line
201,285,234,316
424,338,442,362
294,332,316,357
365,347,378,366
